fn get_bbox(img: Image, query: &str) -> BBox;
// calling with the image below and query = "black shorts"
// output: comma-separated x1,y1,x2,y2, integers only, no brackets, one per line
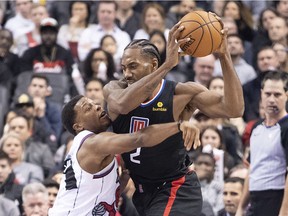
132,171,202,216
247,189,284,216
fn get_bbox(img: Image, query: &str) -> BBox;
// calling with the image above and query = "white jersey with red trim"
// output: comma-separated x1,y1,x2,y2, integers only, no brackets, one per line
49,130,120,216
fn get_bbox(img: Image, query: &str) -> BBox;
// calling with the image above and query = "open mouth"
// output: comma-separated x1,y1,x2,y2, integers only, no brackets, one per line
100,110,107,118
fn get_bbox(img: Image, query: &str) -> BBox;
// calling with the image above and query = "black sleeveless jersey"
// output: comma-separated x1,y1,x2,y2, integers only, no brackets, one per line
112,80,188,184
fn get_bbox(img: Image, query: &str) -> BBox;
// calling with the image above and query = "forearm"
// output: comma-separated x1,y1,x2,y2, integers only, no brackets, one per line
137,121,180,147
107,62,173,114
219,53,244,117
279,178,288,216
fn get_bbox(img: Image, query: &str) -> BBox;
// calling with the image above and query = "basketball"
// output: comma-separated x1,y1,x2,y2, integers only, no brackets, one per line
177,11,223,57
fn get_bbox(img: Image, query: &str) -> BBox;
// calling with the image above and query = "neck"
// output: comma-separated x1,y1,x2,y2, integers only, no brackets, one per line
146,82,162,102
117,8,132,18
231,55,241,64
264,111,287,126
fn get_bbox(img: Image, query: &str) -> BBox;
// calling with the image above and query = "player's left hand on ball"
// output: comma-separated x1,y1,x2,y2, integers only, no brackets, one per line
179,121,201,151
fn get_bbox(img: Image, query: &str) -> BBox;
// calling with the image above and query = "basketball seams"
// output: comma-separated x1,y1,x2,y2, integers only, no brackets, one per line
181,20,219,38
178,11,222,57
194,11,213,55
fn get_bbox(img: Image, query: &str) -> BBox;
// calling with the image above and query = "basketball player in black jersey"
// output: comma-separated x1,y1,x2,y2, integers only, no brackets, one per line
104,20,244,215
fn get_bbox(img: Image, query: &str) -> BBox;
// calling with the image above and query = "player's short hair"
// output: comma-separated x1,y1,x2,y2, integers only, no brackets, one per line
124,39,161,66
62,95,84,135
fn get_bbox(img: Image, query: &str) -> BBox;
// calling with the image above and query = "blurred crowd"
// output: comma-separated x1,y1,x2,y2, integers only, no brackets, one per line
0,0,287,216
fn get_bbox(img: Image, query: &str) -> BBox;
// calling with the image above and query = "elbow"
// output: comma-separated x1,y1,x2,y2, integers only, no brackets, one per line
227,104,245,118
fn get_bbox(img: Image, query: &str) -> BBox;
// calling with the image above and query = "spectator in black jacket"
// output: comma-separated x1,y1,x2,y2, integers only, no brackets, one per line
0,150,23,213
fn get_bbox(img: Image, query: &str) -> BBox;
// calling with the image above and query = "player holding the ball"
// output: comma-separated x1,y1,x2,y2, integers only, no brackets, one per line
104,12,244,216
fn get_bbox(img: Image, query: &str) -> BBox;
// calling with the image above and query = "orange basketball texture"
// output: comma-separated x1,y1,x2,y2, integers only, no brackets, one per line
178,11,223,57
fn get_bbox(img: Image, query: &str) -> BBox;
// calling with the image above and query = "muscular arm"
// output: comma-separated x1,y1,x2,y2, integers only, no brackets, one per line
103,23,190,120
180,30,244,119
86,121,198,156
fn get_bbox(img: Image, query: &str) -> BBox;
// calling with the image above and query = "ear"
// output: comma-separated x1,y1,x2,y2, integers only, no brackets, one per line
152,58,159,71
73,123,84,133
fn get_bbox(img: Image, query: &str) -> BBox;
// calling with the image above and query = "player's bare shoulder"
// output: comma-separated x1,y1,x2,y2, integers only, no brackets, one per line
175,81,207,96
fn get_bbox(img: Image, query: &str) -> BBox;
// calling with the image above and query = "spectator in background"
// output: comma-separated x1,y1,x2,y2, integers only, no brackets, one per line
0,132,44,185
243,47,280,122
42,178,59,209
20,17,77,97
100,34,121,73
165,0,196,28
221,0,255,42
0,28,20,96
193,54,216,87
214,34,256,85
22,182,49,216
149,30,166,66
26,74,62,144
4,0,34,40
13,93,58,154
252,7,280,67
13,3,49,57
218,177,244,216
208,76,246,137
237,71,288,216
78,1,131,62
134,3,169,41
200,126,236,179
82,48,116,84
194,152,224,215
228,164,248,179
268,16,288,48
274,0,288,21
57,1,93,63
0,149,23,213
115,0,141,40
272,42,288,72
8,115,55,178
0,196,20,216
84,78,105,108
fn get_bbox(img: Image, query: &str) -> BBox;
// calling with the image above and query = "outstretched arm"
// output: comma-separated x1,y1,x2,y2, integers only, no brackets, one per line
103,22,190,120
86,120,199,157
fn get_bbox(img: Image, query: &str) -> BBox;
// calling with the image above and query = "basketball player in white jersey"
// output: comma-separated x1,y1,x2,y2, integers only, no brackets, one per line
48,95,200,216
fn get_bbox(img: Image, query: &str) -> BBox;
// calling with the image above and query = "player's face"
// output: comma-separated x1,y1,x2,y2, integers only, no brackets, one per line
74,97,111,134
223,182,243,214
121,48,155,85
261,79,288,117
